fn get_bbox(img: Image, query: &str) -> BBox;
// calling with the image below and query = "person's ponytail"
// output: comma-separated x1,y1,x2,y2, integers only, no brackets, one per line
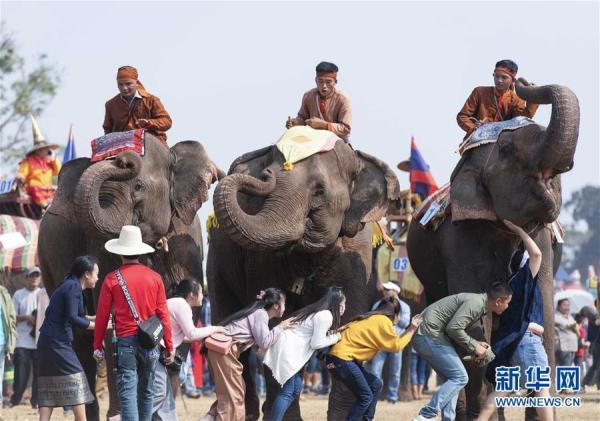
218,288,284,326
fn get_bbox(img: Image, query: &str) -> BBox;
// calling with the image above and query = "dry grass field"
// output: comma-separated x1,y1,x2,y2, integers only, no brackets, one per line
2,389,599,421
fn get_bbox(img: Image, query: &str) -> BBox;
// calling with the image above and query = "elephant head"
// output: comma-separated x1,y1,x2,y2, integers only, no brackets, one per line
213,140,400,252
451,79,579,226
73,135,222,243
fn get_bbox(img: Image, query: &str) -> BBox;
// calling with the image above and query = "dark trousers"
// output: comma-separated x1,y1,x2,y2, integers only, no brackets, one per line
326,355,382,421
583,343,600,388
10,347,38,406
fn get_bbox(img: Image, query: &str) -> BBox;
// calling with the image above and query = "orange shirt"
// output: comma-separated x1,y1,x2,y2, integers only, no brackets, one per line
103,91,172,145
457,86,539,137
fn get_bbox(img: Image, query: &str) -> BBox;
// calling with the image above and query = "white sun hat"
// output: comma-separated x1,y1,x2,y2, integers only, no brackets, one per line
104,225,155,256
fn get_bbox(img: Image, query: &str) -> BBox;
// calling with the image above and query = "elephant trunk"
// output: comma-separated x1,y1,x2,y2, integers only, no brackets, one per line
74,151,142,238
515,78,579,173
213,171,305,250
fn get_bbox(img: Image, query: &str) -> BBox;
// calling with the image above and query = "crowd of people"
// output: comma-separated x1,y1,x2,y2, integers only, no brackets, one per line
0,59,596,421
0,221,597,421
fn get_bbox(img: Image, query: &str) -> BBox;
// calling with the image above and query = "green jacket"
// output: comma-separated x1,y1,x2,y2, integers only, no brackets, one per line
417,292,488,353
0,285,17,354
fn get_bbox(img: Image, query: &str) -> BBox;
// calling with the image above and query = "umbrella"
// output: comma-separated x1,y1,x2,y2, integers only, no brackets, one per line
554,289,595,314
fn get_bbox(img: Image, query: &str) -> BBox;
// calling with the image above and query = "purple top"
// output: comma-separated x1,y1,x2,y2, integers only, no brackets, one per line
225,308,282,352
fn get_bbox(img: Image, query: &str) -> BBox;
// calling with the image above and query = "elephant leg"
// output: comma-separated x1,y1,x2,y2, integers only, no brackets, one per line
326,376,355,421
73,330,99,421
263,365,302,421
104,330,120,419
240,349,260,421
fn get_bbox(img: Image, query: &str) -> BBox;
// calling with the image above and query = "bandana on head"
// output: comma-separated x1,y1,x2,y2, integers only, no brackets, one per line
316,71,338,80
116,66,148,96
494,65,517,80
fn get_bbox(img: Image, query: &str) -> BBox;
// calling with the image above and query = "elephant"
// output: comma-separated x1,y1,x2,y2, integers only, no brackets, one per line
207,139,400,420
407,79,579,420
38,134,221,421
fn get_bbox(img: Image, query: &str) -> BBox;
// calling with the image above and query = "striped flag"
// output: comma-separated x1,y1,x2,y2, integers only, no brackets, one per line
62,124,76,163
409,137,438,200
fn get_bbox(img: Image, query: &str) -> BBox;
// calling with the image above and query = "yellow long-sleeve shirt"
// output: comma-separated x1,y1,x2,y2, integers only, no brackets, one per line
329,314,414,362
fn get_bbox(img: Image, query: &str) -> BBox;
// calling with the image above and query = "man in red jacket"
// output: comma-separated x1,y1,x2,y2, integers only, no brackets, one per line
93,225,173,421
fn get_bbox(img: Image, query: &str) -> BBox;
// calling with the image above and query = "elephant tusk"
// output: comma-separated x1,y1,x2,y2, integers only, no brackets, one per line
155,236,169,253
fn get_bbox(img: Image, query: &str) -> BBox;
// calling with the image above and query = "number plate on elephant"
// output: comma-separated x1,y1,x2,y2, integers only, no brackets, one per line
392,257,408,272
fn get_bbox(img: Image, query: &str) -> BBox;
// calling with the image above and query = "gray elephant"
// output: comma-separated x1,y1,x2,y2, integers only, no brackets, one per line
407,80,579,420
38,134,221,420
207,139,400,420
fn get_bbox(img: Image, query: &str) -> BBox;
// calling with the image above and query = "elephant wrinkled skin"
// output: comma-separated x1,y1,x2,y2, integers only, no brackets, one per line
208,140,400,420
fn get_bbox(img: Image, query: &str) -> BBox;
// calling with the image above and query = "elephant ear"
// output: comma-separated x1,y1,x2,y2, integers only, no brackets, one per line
171,141,222,225
341,150,401,237
228,146,273,176
47,158,91,221
450,151,497,222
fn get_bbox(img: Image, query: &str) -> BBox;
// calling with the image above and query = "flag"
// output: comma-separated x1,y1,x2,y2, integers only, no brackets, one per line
63,124,76,163
409,137,438,200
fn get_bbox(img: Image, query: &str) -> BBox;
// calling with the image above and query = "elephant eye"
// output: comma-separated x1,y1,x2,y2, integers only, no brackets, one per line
134,181,145,192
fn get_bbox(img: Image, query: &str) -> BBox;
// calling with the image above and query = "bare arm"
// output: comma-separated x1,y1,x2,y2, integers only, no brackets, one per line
503,220,542,277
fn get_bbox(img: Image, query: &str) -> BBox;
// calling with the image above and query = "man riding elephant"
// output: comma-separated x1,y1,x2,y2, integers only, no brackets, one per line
103,66,172,146
286,61,352,141
457,60,539,139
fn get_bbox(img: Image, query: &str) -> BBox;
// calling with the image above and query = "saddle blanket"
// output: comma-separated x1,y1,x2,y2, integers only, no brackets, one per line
0,215,40,271
91,129,145,162
459,117,535,155
276,126,340,170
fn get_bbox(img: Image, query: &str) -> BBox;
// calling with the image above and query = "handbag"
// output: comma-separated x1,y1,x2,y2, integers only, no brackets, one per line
204,332,233,355
159,346,184,374
115,269,164,349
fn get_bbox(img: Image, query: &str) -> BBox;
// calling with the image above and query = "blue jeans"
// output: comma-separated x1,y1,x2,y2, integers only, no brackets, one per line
117,336,159,421
367,350,402,401
0,344,5,398
412,335,468,421
269,372,303,421
511,332,549,387
326,355,383,421
151,362,177,421
410,349,428,385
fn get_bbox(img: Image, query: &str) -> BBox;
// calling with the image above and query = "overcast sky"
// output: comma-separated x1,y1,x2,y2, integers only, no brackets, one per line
2,1,598,230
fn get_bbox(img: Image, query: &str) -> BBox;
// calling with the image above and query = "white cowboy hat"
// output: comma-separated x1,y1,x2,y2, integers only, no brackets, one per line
104,225,155,256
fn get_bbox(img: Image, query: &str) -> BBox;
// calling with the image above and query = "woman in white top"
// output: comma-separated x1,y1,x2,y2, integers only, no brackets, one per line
152,279,226,421
264,287,346,421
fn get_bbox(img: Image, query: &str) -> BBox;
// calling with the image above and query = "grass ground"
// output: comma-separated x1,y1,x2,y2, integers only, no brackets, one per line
2,389,599,420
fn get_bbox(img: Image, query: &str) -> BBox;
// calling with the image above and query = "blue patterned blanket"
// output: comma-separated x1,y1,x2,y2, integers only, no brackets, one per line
459,117,535,155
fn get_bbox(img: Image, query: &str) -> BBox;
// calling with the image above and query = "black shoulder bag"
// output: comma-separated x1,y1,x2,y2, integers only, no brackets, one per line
115,269,164,349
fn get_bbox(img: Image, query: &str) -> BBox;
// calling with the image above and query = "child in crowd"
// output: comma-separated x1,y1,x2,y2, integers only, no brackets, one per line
202,288,290,421
264,287,346,421
326,297,422,421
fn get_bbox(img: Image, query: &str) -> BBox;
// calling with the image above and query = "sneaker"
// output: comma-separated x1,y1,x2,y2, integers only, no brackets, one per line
386,399,397,404
413,415,435,421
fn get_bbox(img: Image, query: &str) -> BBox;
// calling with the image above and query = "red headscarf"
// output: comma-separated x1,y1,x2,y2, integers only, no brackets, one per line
494,65,517,81
116,66,148,96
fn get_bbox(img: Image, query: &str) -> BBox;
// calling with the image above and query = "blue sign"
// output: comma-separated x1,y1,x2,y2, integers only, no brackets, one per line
556,366,580,392
0,178,15,194
495,366,520,392
392,257,409,272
